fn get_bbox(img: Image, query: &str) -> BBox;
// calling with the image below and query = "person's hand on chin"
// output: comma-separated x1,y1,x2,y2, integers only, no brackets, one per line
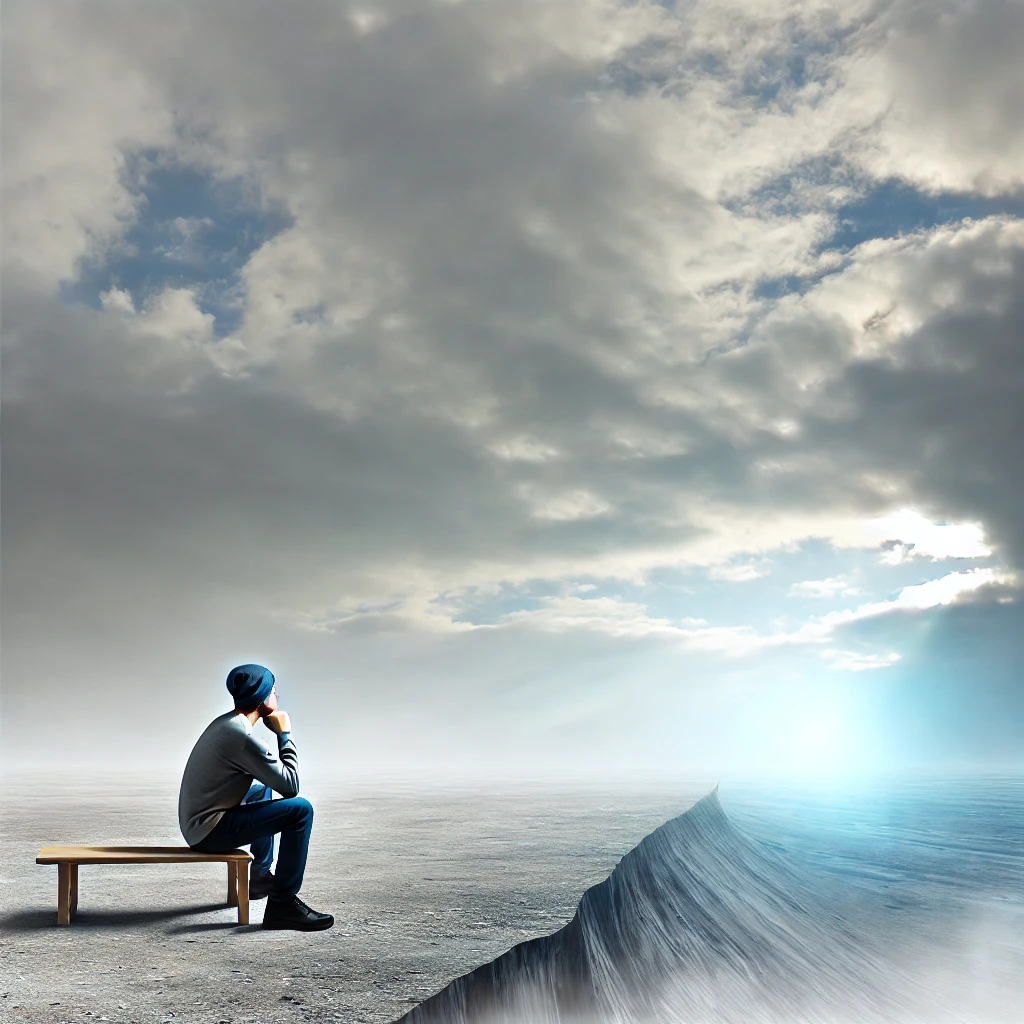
263,709,292,734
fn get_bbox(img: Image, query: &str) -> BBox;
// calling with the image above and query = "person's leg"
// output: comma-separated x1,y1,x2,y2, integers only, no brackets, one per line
195,796,329,931
242,781,269,803
268,799,313,901
241,783,275,880
195,796,313,899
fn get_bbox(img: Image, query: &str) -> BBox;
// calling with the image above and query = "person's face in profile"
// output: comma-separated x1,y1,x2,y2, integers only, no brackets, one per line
259,686,280,717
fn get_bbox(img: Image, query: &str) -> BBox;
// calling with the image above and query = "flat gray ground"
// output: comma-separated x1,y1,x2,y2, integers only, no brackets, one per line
0,772,709,1024
2,772,1021,1024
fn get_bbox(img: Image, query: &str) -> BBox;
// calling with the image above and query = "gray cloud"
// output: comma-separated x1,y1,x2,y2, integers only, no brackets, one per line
3,0,1023,772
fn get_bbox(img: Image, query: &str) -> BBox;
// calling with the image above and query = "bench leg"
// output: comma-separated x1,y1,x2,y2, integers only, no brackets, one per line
57,863,72,925
70,863,79,919
227,861,238,908
236,861,249,926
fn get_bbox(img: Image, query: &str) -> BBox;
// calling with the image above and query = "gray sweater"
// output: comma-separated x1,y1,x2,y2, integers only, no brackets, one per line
178,711,299,846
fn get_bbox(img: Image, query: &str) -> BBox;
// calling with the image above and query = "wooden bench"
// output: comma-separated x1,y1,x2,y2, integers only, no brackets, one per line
36,846,253,926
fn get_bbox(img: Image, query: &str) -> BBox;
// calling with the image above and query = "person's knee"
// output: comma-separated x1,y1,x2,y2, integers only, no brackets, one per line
291,796,314,822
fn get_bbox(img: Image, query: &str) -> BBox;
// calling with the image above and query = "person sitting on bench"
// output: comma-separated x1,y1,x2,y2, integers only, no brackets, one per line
178,663,334,931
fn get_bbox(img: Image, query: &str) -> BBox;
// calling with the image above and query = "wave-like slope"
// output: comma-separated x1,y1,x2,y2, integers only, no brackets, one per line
396,787,910,1024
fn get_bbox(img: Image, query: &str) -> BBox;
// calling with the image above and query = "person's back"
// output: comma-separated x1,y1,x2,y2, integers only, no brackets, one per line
179,711,299,845
179,664,333,931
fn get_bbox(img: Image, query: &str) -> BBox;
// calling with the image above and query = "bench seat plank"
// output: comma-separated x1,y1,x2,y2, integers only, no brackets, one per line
37,845,251,864
37,846,252,926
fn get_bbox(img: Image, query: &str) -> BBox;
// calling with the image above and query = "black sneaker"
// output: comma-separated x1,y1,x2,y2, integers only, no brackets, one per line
249,872,275,900
262,895,334,931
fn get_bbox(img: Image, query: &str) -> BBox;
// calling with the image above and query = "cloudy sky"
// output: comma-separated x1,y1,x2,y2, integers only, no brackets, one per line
3,0,1023,779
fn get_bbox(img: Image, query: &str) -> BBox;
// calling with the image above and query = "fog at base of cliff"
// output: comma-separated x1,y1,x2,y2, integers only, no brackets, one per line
1,771,1020,1024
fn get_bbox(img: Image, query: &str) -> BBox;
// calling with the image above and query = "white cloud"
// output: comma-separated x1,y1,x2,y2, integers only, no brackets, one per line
687,569,1016,656
882,569,1009,612
789,577,860,599
379,568,1018,654
847,0,1024,195
707,561,773,582
136,288,216,345
825,650,902,672
516,485,613,522
487,436,563,463
499,594,678,638
805,569,1016,638
2,5,174,286
864,509,991,562
100,286,135,315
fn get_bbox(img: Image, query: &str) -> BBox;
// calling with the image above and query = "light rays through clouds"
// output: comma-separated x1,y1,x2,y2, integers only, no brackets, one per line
2,0,1023,775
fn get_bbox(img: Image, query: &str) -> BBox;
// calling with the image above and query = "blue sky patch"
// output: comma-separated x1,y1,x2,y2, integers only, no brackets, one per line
742,169,1024,301
752,274,813,302
61,149,292,335
826,179,1024,253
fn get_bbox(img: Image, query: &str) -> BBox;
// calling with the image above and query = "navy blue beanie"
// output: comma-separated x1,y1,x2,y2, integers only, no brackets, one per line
227,664,275,712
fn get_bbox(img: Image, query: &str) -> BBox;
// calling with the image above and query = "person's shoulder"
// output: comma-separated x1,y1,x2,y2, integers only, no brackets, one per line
203,710,248,737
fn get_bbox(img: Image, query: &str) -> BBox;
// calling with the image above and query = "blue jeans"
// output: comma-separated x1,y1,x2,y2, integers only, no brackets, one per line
193,782,313,900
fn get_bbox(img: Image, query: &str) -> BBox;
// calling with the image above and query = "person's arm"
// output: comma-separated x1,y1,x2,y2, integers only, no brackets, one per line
235,718,300,798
